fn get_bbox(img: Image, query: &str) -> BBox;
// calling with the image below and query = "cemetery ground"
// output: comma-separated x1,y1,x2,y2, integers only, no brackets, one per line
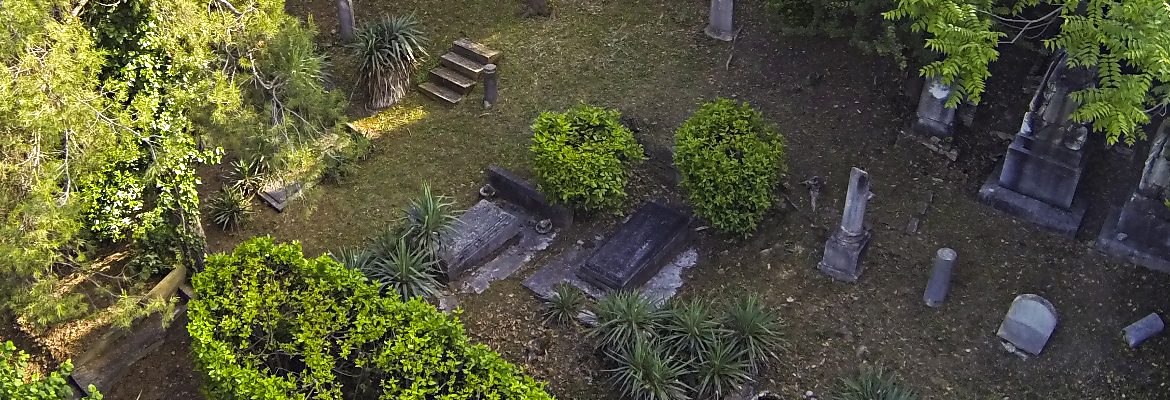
10,0,1167,399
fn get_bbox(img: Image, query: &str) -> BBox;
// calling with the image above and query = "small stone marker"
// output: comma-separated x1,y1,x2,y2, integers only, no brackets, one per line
482,64,498,109
922,248,956,307
441,200,522,281
705,0,735,41
1123,313,1164,348
818,167,872,282
997,294,1058,355
911,76,956,137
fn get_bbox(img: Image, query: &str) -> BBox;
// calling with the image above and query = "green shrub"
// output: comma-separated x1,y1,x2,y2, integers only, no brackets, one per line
833,367,919,400
674,99,787,236
589,291,666,353
188,237,553,400
79,163,146,241
694,337,751,399
724,294,785,373
402,183,459,257
1,341,101,399
531,104,645,211
543,282,587,325
207,186,253,231
606,337,692,400
350,15,428,109
228,156,270,195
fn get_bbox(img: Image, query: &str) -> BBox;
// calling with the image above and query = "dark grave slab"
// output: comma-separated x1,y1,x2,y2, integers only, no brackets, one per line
457,203,557,294
577,201,691,292
258,182,303,213
523,241,698,304
442,199,522,281
486,166,573,228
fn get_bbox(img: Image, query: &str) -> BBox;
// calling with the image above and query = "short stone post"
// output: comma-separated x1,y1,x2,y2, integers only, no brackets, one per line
705,0,735,41
1123,313,1165,348
818,167,872,282
483,64,499,109
923,248,957,307
337,0,355,42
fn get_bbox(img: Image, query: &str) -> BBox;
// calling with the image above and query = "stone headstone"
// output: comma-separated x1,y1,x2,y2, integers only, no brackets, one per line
911,76,957,137
577,201,691,292
996,294,1058,355
441,200,522,281
258,182,303,213
705,0,735,41
1097,119,1170,273
1122,313,1164,348
818,167,872,282
923,248,956,307
485,166,573,228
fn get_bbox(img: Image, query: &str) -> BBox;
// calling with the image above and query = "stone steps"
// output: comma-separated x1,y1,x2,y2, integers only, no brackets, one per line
418,39,501,105
419,81,463,104
429,66,477,94
453,38,502,65
440,52,486,79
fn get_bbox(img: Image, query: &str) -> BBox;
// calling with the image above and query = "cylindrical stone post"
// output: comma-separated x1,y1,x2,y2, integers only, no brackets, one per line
705,0,734,42
338,0,355,42
482,64,499,109
840,167,871,235
1123,313,1165,348
923,248,957,307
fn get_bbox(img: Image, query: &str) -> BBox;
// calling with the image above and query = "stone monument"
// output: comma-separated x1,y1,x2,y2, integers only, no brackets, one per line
818,167,872,282
997,294,1058,356
577,202,691,292
705,0,735,41
337,0,355,42
911,77,957,137
979,52,1094,236
1097,119,1170,273
483,64,498,109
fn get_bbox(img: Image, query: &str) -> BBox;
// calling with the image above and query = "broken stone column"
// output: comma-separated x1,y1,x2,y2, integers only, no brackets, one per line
978,52,1093,236
483,64,498,109
705,0,735,42
1097,119,1170,273
923,248,956,307
1123,313,1164,348
911,77,957,137
818,167,872,282
997,294,1058,355
337,0,355,42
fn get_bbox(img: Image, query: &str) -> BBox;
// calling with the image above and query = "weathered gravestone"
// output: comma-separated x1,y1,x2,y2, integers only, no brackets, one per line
577,201,691,292
997,294,1058,355
705,0,735,41
441,200,522,281
485,166,573,227
911,77,958,137
818,167,872,282
979,52,1093,236
1097,119,1170,273
258,182,303,213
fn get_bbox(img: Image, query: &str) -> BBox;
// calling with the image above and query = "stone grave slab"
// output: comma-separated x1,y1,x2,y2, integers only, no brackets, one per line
258,182,303,213
577,202,691,292
457,210,557,294
486,166,573,227
523,241,698,304
996,294,1058,355
442,199,522,281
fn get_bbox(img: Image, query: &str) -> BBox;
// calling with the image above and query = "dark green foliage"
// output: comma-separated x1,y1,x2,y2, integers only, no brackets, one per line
606,337,692,400
350,14,428,109
1,341,102,399
402,183,459,258
188,237,554,399
694,338,751,399
833,367,919,400
767,0,923,69
674,99,787,236
590,291,666,352
79,162,147,242
531,104,645,211
329,247,374,271
228,156,270,195
207,186,253,231
662,298,722,357
725,295,785,373
543,282,587,325
362,235,442,300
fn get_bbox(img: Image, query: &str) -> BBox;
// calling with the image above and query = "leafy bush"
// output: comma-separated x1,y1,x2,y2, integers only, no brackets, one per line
350,15,428,109
1,341,102,399
321,131,371,184
606,337,691,400
531,104,645,211
207,186,253,231
188,237,553,400
725,294,785,373
543,282,587,325
674,99,787,236
590,291,666,352
833,367,919,400
79,164,146,241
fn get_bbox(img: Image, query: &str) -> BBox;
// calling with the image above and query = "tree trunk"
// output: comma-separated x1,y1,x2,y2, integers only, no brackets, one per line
338,0,355,42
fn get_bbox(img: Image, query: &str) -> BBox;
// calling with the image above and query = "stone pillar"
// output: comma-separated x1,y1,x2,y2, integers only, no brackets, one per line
482,64,498,109
818,167,872,282
923,248,956,307
1097,118,1170,273
705,0,735,42
1123,313,1165,348
337,0,355,42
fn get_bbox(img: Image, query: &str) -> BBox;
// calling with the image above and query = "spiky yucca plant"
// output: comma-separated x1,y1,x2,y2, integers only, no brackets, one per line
694,338,751,399
329,247,373,271
607,337,692,400
662,298,723,359
228,156,269,195
350,15,428,109
403,183,459,259
589,291,666,352
362,235,442,300
833,367,919,400
208,186,253,230
725,295,785,373
543,283,587,325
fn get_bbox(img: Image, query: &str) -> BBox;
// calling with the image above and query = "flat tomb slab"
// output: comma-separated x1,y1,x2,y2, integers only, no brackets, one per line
486,166,573,227
442,200,522,281
577,202,690,292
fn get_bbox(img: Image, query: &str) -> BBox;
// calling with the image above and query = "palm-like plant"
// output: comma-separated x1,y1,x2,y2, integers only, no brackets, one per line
833,367,919,400
350,14,428,109
543,283,587,325
662,298,723,358
589,291,666,353
694,337,752,399
606,337,692,400
403,183,459,259
329,247,373,271
208,186,253,230
228,156,269,195
362,235,442,300
724,295,785,373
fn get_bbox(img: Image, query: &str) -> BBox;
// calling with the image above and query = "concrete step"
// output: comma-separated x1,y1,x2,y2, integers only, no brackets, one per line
429,66,476,94
452,38,502,65
440,52,486,80
419,81,462,105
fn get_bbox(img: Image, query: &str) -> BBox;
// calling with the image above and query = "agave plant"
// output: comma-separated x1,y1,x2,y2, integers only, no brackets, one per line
606,337,692,400
542,283,587,325
724,294,785,373
362,235,442,300
402,183,459,258
661,298,723,359
329,247,374,270
833,367,919,400
589,291,666,353
350,14,428,109
694,337,752,399
228,156,270,195
208,186,253,230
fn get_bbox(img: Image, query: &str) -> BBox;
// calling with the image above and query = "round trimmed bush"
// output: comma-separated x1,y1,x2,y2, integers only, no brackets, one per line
674,99,787,235
530,104,645,211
